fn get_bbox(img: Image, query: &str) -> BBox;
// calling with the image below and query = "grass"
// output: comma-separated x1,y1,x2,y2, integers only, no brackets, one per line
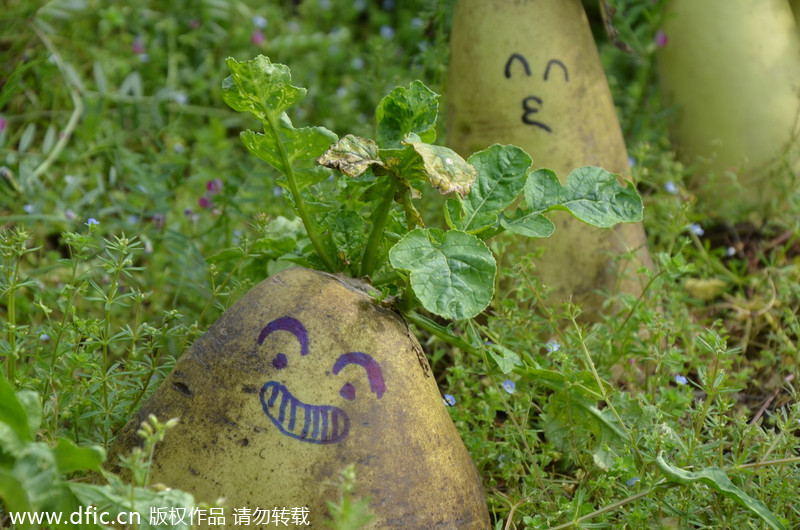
1,0,799,528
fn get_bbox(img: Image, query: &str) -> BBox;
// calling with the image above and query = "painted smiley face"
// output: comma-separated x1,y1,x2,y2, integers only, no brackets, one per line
257,316,386,445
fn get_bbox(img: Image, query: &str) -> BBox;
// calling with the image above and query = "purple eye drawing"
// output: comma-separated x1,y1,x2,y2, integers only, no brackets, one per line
257,317,386,445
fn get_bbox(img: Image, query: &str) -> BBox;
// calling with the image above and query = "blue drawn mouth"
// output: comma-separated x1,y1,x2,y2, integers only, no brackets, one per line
260,381,350,444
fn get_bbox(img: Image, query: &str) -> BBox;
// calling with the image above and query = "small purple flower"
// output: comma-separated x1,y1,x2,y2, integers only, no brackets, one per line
655,30,668,48
199,196,211,209
502,380,516,394
626,476,640,487
206,178,223,194
665,181,678,194
0,115,6,133
251,29,265,45
87,218,99,226
688,223,704,237
675,374,688,385
443,394,456,407
39,333,50,342
65,209,76,220
132,36,145,55
151,213,165,229
545,339,561,353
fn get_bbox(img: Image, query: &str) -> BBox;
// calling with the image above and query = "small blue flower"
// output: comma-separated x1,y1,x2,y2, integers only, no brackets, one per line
498,454,506,469
665,181,678,194
545,340,561,353
675,374,688,385
350,57,367,70
688,223,704,236
39,333,50,342
23,204,34,213
87,218,99,226
502,379,516,394
628,156,636,167
726,246,736,257
443,394,456,407
380,25,395,39
626,476,640,487
252,15,268,28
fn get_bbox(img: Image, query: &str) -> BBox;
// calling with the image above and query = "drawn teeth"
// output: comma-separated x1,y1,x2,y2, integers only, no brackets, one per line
260,381,350,444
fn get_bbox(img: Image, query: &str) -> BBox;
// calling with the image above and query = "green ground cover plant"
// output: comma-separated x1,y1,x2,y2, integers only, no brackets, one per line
1,0,799,528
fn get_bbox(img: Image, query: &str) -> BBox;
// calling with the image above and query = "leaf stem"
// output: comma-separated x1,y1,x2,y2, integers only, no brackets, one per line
403,310,478,355
361,178,398,277
264,113,337,271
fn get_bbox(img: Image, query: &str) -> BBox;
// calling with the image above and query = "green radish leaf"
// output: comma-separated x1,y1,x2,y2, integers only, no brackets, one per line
446,144,532,233
329,210,366,265
222,55,305,120
52,438,105,475
656,452,786,530
240,119,337,179
376,80,438,148
500,210,555,238
404,142,476,198
389,228,496,320
525,166,643,228
318,134,382,178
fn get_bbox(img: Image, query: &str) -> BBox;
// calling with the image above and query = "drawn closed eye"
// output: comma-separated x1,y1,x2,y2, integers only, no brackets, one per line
332,351,386,401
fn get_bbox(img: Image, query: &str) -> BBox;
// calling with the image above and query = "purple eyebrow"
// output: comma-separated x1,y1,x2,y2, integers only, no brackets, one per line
332,352,386,399
257,316,309,356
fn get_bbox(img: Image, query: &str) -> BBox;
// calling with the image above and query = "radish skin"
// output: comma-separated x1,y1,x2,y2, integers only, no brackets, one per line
657,0,800,221
447,0,652,317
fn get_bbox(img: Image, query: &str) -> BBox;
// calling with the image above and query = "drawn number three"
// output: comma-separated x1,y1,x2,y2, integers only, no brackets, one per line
521,96,551,132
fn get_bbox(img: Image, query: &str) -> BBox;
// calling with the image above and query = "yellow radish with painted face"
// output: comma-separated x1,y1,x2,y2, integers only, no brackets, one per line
447,0,652,317
657,0,800,221
107,267,491,529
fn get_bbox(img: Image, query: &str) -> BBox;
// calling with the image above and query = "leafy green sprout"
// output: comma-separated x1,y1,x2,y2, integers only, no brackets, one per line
221,55,644,326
